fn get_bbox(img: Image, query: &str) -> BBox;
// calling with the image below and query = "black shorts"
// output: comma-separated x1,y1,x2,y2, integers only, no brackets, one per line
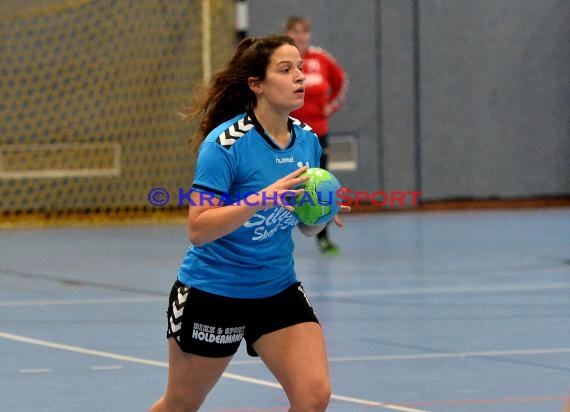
166,280,319,358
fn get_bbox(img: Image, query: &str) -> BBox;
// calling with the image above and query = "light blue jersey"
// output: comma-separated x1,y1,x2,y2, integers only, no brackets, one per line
178,111,322,298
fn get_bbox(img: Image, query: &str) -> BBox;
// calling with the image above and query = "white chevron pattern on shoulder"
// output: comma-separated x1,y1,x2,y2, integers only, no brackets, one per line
217,115,255,148
290,117,316,134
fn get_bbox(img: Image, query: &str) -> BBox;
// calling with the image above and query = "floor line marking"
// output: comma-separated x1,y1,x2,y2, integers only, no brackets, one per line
310,282,570,298
90,365,123,370
0,331,427,412
2,282,570,308
402,394,568,407
19,368,52,373
229,347,570,365
0,296,165,307
327,347,570,362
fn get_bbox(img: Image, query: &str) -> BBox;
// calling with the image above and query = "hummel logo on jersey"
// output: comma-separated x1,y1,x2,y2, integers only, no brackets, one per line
276,156,294,164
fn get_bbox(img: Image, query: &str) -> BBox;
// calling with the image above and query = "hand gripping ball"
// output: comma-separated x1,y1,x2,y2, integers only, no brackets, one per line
294,168,342,225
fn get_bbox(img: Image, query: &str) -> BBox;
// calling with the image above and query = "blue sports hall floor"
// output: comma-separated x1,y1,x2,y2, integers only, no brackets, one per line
1,208,569,411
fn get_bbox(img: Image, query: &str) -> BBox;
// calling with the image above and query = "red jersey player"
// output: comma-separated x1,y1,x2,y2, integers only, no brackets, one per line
285,16,348,255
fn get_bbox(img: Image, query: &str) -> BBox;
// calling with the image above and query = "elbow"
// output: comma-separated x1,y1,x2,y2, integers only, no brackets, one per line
189,233,207,247
189,234,203,247
188,226,207,247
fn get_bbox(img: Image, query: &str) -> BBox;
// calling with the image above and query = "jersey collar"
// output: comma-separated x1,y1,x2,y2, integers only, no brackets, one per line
247,110,296,150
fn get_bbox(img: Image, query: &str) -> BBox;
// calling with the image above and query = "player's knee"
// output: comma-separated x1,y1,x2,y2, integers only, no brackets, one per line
311,383,332,411
291,379,331,411
160,393,203,412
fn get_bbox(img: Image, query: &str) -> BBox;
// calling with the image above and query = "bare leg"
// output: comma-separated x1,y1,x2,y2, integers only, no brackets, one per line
253,322,331,412
149,338,233,412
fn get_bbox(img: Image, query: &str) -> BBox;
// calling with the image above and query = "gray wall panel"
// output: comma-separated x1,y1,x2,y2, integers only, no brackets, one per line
419,0,570,199
379,0,417,198
247,0,569,203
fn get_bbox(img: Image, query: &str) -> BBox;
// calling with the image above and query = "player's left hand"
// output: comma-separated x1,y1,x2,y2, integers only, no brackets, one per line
332,205,351,228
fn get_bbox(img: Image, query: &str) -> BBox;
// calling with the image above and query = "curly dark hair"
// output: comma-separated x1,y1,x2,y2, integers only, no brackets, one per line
182,35,297,154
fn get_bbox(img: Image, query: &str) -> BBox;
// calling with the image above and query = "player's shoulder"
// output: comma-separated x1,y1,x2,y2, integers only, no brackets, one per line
289,116,318,139
205,112,256,150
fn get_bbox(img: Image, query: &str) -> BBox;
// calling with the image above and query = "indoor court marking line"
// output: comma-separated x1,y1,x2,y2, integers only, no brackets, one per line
310,282,570,298
401,394,569,408
0,331,428,412
19,368,52,373
0,296,165,307
90,365,124,370
326,347,570,362
2,281,570,308
229,347,570,365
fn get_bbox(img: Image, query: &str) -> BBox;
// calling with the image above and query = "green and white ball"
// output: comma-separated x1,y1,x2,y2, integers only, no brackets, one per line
294,168,342,225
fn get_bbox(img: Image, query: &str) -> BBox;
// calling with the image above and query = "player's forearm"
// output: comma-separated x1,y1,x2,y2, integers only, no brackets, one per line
188,193,264,246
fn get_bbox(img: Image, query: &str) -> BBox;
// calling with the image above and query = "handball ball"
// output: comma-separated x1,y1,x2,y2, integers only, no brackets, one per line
294,168,342,225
